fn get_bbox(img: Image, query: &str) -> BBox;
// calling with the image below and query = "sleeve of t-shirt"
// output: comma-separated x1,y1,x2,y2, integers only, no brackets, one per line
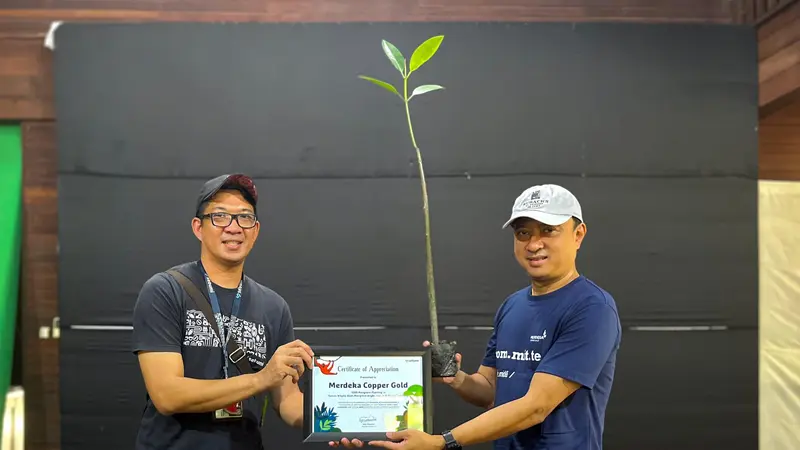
274,298,296,353
535,301,620,389
481,302,507,368
481,327,498,368
131,273,184,354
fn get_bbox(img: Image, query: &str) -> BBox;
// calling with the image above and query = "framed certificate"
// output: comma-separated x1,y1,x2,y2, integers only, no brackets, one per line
302,347,433,443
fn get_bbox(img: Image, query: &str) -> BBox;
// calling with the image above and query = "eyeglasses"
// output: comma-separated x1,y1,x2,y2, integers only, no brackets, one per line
199,212,258,229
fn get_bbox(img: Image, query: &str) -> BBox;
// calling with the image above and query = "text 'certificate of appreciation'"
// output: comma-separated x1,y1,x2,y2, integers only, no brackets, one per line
310,355,425,434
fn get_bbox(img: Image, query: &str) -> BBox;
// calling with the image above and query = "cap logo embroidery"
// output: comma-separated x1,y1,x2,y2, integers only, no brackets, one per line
515,190,549,211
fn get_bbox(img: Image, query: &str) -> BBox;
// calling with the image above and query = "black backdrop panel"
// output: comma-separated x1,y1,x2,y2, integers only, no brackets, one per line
60,328,757,450
52,22,757,180
58,174,756,328
52,21,759,450
52,21,758,328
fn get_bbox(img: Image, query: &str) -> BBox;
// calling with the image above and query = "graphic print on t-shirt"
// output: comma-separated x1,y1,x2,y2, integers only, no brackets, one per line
495,327,549,380
495,332,549,388
182,309,268,368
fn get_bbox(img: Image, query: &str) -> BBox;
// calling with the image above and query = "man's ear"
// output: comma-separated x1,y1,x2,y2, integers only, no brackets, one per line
250,220,261,244
191,217,203,242
574,222,587,249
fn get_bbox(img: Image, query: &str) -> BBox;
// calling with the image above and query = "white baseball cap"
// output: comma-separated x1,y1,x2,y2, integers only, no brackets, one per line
502,184,583,228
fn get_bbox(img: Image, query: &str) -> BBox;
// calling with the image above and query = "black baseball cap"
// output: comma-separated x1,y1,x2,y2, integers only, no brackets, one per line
195,173,258,216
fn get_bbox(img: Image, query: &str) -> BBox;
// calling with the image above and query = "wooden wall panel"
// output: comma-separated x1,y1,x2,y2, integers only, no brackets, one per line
0,37,53,120
760,101,800,180
759,1,800,59
758,0,800,115
21,121,60,450
0,0,735,23
733,0,799,24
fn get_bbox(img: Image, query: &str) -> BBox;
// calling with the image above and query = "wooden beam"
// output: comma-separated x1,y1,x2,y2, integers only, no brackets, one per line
0,1,735,24
0,21,50,39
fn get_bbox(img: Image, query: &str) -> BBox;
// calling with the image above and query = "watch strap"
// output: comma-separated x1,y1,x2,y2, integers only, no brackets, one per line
441,430,462,450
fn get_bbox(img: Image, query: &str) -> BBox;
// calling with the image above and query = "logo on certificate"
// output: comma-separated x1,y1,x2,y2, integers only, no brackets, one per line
314,357,340,375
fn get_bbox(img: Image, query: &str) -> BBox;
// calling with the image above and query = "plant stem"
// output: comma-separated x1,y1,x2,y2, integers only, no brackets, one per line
404,75,439,345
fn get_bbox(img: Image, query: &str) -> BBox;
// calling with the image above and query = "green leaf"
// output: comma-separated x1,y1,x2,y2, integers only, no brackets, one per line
381,40,406,75
358,75,403,99
409,35,444,74
403,384,424,396
409,84,445,100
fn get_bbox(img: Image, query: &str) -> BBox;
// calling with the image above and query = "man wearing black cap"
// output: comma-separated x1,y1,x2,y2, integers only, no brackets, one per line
131,174,315,450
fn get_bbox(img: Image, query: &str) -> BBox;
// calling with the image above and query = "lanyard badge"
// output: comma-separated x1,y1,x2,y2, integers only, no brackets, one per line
201,267,245,421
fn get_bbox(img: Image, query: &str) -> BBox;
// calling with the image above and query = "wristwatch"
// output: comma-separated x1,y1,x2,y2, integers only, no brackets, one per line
441,430,462,450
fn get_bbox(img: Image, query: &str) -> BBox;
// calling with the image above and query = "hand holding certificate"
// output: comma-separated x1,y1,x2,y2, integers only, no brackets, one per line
302,348,433,444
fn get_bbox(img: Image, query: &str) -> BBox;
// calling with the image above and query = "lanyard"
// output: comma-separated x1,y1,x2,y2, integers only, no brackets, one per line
201,267,243,379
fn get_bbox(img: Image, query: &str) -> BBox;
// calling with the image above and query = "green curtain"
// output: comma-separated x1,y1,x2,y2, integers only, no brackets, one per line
0,124,22,435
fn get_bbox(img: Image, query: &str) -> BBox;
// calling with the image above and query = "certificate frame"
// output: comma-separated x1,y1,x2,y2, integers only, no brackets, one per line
302,346,433,443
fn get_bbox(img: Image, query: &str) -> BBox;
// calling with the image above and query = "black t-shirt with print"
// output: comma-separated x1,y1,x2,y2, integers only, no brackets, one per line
131,260,295,450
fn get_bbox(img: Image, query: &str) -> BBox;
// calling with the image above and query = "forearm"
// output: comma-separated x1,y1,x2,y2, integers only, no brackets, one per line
277,390,304,428
449,396,542,447
451,371,495,409
152,373,265,415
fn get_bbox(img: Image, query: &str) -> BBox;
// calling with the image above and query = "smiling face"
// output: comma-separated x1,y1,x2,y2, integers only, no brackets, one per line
191,189,260,267
511,217,586,284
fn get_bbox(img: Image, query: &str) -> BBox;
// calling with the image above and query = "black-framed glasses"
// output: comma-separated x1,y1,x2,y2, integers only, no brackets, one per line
199,212,258,229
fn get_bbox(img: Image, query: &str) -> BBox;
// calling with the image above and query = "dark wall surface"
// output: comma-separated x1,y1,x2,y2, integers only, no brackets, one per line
52,22,759,450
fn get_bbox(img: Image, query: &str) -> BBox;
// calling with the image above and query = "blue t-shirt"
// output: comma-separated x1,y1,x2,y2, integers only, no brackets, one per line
481,276,621,450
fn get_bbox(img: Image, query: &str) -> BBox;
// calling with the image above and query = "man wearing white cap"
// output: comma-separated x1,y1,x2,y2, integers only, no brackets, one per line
359,184,622,450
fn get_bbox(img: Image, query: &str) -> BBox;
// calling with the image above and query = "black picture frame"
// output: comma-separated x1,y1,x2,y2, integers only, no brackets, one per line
302,346,434,443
